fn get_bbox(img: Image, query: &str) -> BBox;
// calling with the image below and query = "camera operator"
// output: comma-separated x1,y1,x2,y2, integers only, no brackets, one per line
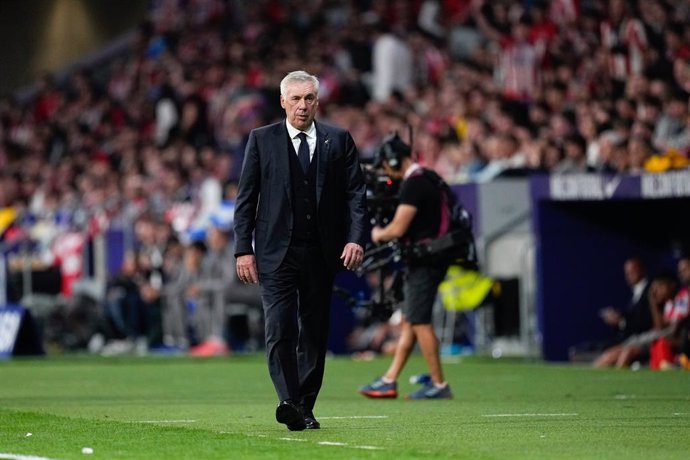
359,133,453,400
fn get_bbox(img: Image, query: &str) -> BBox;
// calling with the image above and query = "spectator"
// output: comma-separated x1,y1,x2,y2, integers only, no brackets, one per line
652,91,690,154
649,256,690,369
627,135,654,173
472,0,544,118
189,222,261,356
98,251,149,356
594,271,675,369
600,0,648,98
553,133,592,174
370,22,413,102
571,256,651,363
347,271,403,359
159,240,206,352
601,257,653,343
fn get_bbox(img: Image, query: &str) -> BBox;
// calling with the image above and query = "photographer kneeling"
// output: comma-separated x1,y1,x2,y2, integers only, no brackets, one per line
359,134,458,400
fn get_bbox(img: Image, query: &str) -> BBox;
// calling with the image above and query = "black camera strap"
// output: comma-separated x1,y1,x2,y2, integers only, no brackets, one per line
405,169,475,265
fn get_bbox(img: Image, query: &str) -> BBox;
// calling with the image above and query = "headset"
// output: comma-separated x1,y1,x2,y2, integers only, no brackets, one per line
375,128,413,171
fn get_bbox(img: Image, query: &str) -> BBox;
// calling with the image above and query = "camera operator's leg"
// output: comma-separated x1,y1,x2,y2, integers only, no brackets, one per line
412,323,444,385
359,321,414,399
403,265,453,400
382,320,416,381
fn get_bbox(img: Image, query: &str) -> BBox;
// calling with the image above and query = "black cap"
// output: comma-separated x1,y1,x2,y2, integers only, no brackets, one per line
374,132,411,169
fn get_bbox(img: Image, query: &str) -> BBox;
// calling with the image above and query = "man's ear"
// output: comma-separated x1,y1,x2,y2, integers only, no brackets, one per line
280,95,286,109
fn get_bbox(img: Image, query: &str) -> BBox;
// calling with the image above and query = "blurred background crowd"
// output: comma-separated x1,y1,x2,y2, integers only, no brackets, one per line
1,0,689,360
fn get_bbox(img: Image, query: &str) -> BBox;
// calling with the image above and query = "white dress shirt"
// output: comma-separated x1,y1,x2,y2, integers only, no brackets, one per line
286,120,316,163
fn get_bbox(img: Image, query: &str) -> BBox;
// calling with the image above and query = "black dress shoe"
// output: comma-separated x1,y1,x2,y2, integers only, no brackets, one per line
276,400,306,431
304,411,320,430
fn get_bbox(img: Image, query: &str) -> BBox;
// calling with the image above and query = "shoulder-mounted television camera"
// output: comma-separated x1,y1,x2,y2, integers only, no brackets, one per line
362,132,413,227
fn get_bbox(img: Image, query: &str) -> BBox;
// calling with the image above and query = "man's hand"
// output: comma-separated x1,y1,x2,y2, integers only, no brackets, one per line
236,254,259,284
341,242,364,271
186,284,200,298
599,307,622,327
371,225,384,244
371,204,415,244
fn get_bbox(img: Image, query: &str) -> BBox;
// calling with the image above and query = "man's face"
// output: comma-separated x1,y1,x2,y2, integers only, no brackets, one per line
382,161,403,180
281,81,319,131
624,259,643,286
678,259,690,286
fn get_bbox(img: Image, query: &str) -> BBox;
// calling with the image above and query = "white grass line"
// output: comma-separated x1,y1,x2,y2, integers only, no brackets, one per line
319,415,389,419
673,413,688,416
482,413,579,418
135,419,197,423
273,436,384,451
0,454,59,460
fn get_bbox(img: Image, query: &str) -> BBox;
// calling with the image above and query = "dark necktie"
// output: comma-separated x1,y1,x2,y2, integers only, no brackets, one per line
297,132,310,173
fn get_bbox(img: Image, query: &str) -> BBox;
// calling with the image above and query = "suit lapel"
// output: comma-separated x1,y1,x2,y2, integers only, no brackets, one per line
315,122,330,207
274,121,292,208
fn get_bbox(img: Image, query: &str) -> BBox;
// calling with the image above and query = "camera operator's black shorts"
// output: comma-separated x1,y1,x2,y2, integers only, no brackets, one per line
403,264,448,324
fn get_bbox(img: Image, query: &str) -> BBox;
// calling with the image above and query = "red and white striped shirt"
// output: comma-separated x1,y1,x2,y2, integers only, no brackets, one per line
497,37,541,102
601,17,647,80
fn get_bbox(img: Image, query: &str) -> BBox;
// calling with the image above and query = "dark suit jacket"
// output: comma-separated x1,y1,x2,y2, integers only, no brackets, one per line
233,120,367,274
621,280,652,338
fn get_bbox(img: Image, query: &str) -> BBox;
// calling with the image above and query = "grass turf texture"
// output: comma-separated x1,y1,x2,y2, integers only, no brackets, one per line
1,355,688,459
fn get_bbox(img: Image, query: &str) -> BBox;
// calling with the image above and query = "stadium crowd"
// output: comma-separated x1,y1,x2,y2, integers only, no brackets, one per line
1,0,690,358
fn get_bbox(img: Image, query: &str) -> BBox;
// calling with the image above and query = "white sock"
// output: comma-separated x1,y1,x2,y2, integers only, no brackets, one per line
381,376,395,384
434,381,448,389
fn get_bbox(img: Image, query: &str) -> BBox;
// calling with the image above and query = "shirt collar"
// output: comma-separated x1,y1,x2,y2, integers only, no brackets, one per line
286,120,316,139
632,278,648,303
403,162,422,180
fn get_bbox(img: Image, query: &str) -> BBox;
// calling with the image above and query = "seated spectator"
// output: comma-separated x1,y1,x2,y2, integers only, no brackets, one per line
159,240,207,352
594,271,676,369
98,251,150,356
653,91,690,154
605,258,653,340
572,257,651,363
553,133,593,174
649,256,690,369
189,221,261,356
348,309,402,360
627,135,654,174
347,271,402,359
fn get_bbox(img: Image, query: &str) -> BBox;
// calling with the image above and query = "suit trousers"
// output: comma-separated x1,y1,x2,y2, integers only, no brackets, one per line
259,240,335,412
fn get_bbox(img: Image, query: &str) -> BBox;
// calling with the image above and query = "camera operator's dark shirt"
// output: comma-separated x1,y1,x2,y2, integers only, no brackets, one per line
399,169,442,245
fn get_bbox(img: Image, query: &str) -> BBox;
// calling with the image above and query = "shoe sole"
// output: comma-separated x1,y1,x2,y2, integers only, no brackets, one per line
276,404,306,431
404,392,453,400
359,390,398,399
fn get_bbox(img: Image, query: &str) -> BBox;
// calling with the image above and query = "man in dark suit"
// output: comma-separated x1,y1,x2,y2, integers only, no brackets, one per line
593,256,653,367
599,257,652,341
233,70,367,431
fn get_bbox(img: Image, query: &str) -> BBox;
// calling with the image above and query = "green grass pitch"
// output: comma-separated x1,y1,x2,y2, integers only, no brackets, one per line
1,354,688,459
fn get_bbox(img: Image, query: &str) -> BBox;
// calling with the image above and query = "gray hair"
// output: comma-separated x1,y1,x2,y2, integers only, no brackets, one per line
280,70,319,96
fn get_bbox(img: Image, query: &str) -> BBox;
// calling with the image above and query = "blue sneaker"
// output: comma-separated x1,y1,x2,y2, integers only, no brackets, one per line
359,377,398,399
405,382,453,400
409,374,432,385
